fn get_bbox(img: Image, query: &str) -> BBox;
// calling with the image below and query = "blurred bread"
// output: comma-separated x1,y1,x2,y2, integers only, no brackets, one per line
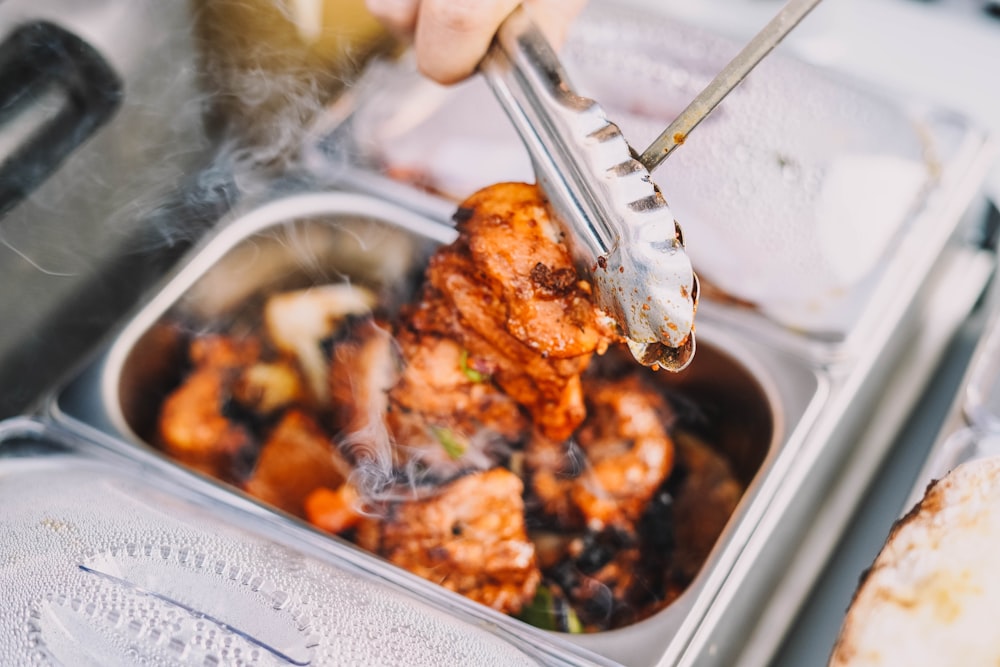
830,456,1000,666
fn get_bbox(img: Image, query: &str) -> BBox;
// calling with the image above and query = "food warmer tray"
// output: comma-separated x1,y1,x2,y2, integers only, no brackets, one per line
47,187,813,667
9,9,999,667
47,165,993,667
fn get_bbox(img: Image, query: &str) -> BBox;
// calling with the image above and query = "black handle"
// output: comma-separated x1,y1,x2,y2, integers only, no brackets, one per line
0,21,122,218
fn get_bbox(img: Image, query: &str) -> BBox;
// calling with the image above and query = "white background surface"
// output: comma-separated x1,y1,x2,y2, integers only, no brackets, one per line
627,0,1000,197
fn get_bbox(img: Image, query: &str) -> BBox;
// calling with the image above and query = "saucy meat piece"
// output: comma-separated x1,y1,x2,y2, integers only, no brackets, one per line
387,330,528,477
328,184,610,483
328,318,526,484
305,482,365,535
327,316,400,489
189,334,261,369
410,182,614,442
354,468,541,615
528,373,675,531
243,409,352,517
158,334,262,479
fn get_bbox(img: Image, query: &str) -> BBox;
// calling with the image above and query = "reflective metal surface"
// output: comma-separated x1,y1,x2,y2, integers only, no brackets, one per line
51,187,824,667
481,7,698,370
0,0,213,417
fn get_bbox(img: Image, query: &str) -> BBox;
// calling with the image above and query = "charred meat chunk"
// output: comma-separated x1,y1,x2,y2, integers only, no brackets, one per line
355,468,541,615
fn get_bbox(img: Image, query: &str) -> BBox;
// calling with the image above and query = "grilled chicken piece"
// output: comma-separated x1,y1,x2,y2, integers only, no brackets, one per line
305,482,365,535
158,334,262,479
386,329,528,478
410,182,614,442
326,315,516,487
327,183,609,484
243,409,352,517
353,468,541,615
528,373,675,531
188,333,261,369
158,368,251,479
328,317,527,485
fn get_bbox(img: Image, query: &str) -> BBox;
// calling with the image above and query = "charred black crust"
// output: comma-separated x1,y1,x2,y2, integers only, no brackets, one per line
530,262,577,296
452,206,475,224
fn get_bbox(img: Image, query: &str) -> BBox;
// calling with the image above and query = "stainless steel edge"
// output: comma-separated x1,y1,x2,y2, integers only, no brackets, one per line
46,186,828,667
901,277,1000,510
735,245,995,667
674,243,996,666
95,191,458,445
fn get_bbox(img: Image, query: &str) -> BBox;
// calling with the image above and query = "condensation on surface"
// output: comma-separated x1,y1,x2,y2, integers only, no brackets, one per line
0,455,543,667
566,4,933,334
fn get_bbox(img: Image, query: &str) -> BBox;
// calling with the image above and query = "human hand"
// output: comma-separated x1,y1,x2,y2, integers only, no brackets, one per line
365,0,587,84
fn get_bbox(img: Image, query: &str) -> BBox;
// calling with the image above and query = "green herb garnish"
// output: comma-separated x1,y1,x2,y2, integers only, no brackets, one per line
517,585,583,633
459,349,488,383
430,426,467,460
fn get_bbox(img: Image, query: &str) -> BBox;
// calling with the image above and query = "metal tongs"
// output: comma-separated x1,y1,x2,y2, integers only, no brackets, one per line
480,0,822,371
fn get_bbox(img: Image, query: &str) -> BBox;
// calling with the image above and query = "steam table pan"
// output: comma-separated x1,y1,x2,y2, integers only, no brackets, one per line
36,10,999,666
50,189,825,667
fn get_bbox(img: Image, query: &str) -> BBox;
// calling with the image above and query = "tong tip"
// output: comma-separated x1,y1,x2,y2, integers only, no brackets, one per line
626,333,696,372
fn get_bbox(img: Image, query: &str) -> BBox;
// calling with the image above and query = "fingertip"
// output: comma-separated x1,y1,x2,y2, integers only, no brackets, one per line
415,57,476,86
414,0,518,84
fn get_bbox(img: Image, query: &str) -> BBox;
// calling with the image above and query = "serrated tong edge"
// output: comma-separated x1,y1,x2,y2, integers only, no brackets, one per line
480,6,698,370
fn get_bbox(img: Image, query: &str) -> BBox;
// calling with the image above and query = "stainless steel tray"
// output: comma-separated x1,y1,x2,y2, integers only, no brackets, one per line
50,188,827,667
39,6,998,666
298,12,999,659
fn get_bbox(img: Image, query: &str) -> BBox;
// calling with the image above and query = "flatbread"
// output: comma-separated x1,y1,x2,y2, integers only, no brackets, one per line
830,456,1000,666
